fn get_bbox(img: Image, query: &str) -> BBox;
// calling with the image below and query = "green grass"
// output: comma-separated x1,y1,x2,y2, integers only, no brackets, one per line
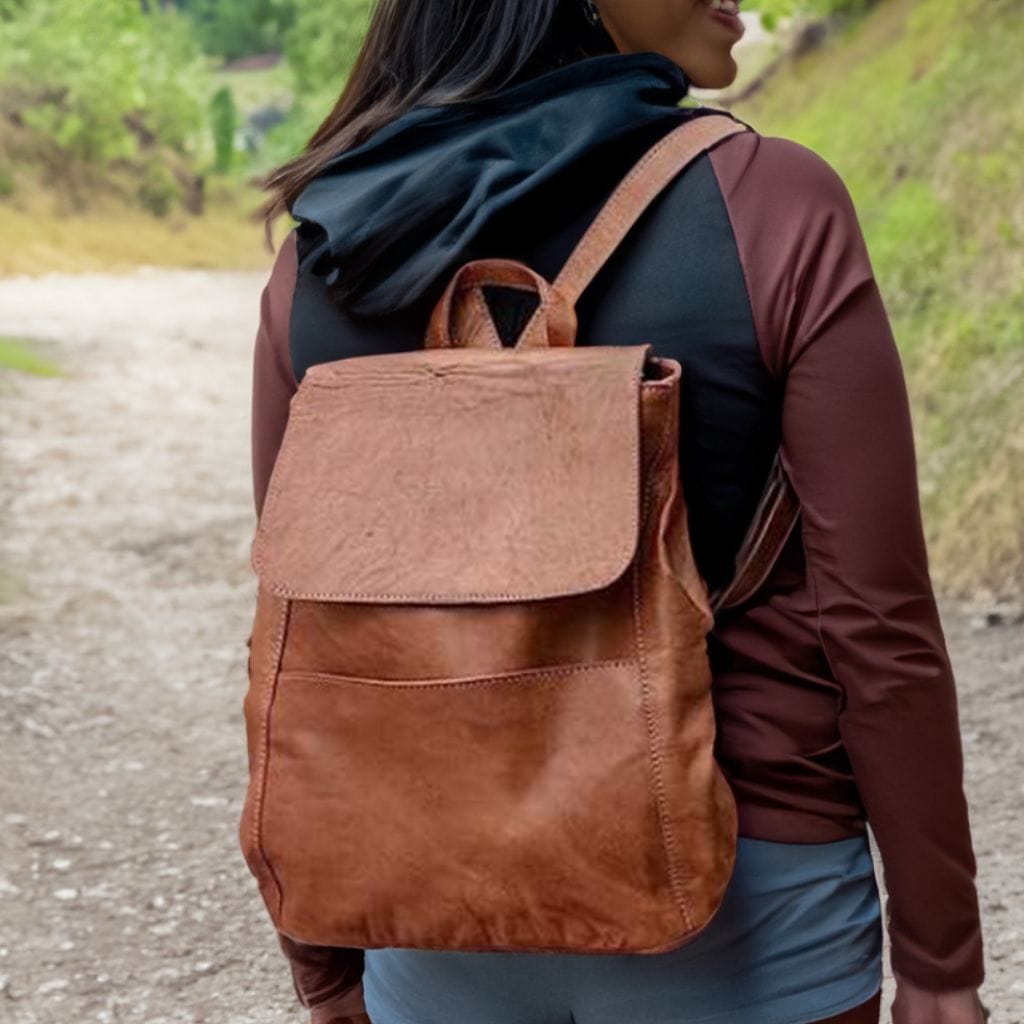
737,0,1024,597
0,337,59,377
0,190,285,277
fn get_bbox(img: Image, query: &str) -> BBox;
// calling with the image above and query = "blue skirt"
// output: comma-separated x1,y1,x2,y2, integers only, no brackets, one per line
363,834,883,1024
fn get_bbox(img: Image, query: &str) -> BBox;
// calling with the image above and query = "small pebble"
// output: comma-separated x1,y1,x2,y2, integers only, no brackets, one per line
189,795,226,807
29,830,62,847
37,978,70,995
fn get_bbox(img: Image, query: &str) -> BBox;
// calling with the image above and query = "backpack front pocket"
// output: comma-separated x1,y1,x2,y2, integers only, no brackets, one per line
256,657,690,953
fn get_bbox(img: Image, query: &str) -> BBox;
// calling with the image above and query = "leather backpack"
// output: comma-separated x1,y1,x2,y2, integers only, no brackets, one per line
240,112,799,955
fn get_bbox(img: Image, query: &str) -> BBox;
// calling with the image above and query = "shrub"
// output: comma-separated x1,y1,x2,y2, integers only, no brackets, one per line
0,0,208,165
210,85,238,173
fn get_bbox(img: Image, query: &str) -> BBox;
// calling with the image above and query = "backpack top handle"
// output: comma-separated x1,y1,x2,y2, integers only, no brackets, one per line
424,257,577,350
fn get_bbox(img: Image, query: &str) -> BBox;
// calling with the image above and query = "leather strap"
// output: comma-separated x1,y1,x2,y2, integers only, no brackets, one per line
425,258,577,350
708,451,800,613
552,113,749,306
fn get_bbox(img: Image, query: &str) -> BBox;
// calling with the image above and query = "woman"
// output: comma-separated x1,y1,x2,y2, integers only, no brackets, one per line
249,1,987,1022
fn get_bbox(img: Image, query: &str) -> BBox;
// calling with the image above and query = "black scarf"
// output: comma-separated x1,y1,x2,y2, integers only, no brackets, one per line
292,50,712,318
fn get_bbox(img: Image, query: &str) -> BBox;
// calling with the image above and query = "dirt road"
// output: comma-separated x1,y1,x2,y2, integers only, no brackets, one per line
0,268,1020,1023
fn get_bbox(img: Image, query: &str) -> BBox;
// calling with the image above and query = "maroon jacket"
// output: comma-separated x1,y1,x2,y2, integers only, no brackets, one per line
249,58,984,1020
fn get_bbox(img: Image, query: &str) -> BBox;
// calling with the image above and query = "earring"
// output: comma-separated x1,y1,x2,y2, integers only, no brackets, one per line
581,0,601,26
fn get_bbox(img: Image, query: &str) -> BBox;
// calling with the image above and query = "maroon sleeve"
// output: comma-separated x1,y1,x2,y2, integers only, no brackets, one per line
250,231,370,1021
252,228,299,518
709,131,985,990
276,933,369,1024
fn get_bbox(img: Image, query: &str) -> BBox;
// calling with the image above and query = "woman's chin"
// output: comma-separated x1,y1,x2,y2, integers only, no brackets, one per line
683,53,739,91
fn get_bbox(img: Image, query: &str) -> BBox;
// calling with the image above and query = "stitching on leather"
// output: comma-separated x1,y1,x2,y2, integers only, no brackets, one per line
632,556,694,931
634,459,694,931
264,576,634,604
253,594,290,921
640,416,698,924
555,117,746,305
565,118,744,292
513,281,574,350
641,382,714,626
468,286,502,348
638,389,677,525
517,290,548,348
445,258,566,350
279,657,639,691
265,582,628,601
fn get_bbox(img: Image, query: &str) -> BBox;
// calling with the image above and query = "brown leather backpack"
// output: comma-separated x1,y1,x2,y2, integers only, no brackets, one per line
240,112,799,956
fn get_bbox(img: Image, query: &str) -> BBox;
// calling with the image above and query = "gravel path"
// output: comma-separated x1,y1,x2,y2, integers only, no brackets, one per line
0,268,1020,1023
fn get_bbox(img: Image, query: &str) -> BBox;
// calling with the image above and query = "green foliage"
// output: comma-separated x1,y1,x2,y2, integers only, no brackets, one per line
258,0,372,157
756,0,879,25
867,179,957,316
137,159,182,216
0,337,59,377
177,0,296,62
285,0,372,96
209,85,238,172
0,0,208,163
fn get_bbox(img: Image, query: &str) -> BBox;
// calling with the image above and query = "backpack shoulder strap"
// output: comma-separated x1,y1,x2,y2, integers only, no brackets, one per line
552,112,748,306
708,451,800,614
552,111,800,617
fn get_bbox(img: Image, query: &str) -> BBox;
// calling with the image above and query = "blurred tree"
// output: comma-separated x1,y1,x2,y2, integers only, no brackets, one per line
209,85,238,171
253,0,371,160
174,0,296,61
284,0,372,96
0,0,206,163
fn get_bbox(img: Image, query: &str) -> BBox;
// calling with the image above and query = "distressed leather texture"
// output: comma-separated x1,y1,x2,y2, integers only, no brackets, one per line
252,345,647,603
241,114,797,956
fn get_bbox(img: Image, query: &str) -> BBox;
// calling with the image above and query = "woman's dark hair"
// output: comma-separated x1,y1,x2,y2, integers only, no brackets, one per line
259,0,617,238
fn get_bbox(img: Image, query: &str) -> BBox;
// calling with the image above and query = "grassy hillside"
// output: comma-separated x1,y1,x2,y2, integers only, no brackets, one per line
0,184,277,277
732,0,1023,598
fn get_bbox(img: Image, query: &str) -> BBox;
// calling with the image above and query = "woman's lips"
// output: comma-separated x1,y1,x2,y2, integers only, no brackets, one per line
702,0,746,36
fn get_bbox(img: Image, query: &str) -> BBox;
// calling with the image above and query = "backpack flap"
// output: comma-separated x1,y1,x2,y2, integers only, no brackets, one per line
252,344,650,603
